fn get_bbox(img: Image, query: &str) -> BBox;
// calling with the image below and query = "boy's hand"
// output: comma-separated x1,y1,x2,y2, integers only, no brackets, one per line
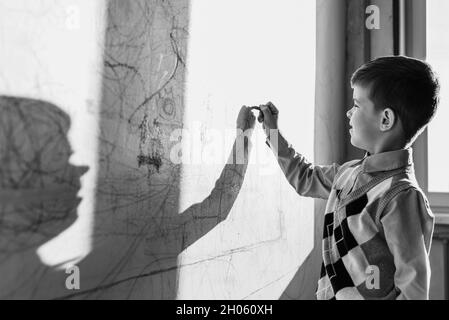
236,105,256,132
259,101,279,136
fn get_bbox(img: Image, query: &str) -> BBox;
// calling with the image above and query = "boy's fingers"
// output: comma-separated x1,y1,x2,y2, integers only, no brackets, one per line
260,105,271,120
238,106,246,117
249,112,256,122
266,101,279,115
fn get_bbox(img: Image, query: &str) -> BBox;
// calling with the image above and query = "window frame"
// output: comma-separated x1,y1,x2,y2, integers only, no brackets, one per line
400,0,449,223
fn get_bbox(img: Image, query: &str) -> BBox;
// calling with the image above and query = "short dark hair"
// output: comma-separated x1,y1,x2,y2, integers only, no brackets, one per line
351,55,440,144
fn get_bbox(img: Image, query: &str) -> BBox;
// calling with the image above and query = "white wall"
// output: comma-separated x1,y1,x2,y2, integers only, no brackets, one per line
0,0,316,299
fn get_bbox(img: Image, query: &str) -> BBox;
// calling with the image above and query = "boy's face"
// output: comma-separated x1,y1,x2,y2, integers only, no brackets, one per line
347,84,382,153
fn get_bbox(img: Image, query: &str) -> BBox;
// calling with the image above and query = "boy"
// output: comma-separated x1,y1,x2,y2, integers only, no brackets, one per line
248,56,440,299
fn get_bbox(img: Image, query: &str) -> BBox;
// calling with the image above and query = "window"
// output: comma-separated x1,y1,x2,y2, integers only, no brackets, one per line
427,0,449,194
402,0,449,217
426,0,449,215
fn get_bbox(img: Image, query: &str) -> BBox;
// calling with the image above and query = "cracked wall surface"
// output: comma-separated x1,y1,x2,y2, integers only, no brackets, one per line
0,0,316,299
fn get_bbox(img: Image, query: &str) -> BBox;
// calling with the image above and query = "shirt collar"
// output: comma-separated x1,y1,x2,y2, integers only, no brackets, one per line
361,148,413,173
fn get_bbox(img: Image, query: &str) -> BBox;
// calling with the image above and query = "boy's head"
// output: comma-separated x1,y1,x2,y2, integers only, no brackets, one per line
347,55,440,153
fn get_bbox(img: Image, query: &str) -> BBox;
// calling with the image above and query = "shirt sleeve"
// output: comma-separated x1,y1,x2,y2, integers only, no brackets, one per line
380,187,435,300
265,130,339,199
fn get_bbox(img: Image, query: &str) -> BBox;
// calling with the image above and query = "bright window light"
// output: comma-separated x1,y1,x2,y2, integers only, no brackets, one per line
427,0,449,193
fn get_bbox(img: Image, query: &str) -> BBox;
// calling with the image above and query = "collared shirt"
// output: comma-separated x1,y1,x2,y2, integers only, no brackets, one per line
266,131,434,300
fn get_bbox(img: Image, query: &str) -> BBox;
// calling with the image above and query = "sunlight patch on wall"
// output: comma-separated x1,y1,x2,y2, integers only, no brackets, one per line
178,0,316,299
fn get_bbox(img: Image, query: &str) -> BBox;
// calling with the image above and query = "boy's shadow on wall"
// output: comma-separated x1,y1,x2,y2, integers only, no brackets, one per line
0,77,246,300
0,96,88,298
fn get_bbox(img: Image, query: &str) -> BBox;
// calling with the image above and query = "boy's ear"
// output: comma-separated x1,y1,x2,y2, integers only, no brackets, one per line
380,107,396,131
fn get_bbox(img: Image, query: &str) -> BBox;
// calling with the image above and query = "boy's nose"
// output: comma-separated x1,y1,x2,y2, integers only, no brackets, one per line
346,108,353,119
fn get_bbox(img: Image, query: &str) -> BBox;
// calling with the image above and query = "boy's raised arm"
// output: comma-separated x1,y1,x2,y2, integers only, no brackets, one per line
260,102,339,199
